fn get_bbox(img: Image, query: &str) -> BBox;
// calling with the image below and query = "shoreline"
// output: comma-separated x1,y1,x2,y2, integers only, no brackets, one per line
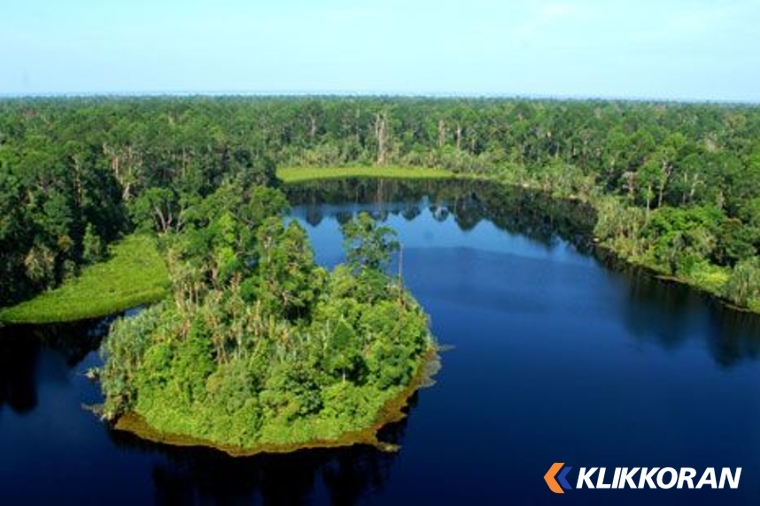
0,235,169,325
283,168,760,316
5,170,758,325
592,242,760,315
112,346,441,458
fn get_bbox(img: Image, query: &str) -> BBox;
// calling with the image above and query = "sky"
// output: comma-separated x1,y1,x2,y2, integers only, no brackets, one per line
1,0,759,101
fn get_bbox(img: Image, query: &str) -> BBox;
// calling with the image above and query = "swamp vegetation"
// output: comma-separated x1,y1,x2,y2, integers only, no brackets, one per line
2,96,760,450
98,181,434,450
1,97,759,317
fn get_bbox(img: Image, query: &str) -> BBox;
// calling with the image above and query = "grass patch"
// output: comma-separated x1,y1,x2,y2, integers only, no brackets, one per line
684,263,730,295
0,234,169,324
277,165,454,183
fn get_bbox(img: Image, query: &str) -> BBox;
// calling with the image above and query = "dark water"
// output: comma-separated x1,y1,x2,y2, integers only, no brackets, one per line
2,179,760,505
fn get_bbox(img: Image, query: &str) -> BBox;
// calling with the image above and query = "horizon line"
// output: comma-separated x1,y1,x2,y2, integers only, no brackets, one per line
1,90,759,106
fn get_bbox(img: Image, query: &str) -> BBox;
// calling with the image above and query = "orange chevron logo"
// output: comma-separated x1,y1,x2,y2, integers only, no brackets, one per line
544,464,742,492
545,462,573,494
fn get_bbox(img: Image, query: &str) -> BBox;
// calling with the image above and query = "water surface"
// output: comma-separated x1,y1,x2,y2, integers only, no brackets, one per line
2,179,760,505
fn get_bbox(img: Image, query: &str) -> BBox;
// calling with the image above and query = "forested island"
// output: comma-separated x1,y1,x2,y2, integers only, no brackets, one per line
1,96,760,451
99,181,434,451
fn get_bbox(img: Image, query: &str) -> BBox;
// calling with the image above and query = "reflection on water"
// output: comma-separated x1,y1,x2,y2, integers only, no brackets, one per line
596,253,760,367
0,336,38,414
3,178,760,504
288,178,760,369
286,178,597,254
107,398,413,505
0,320,106,415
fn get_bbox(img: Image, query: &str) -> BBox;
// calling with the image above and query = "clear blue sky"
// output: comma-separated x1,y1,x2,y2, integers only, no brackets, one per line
1,0,759,101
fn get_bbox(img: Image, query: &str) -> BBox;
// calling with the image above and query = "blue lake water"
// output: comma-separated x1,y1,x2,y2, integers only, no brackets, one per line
2,179,760,505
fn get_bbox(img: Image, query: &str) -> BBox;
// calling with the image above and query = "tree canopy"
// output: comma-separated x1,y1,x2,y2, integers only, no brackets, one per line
2,95,759,310
99,187,433,450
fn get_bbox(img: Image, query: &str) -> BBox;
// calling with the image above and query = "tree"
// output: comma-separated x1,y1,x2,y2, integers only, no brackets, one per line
643,206,720,275
131,187,185,234
255,217,324,320
636,159,665,216
82,223,104,263
341,212,400,272
722,257,760,308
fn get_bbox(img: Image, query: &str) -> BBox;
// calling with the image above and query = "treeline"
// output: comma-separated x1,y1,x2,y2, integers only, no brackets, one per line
0,98,278,306
1,97,759,308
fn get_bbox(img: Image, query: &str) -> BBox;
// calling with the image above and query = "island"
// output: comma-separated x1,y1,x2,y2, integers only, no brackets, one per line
98,181,437,454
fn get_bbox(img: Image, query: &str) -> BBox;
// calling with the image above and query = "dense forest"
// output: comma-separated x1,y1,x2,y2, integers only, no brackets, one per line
2,95,760,450
100,179,433,448
1,96,759,310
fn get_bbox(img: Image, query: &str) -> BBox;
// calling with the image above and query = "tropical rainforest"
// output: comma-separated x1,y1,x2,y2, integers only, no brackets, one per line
1,97,759,313
1,96,760,448
100,191,433,448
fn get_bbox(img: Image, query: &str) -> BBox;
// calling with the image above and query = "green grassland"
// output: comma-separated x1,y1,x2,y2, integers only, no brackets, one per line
0,235,169,324
277,165,454,183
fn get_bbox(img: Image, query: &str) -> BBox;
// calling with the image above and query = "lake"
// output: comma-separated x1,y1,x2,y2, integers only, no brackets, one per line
2,179,760,505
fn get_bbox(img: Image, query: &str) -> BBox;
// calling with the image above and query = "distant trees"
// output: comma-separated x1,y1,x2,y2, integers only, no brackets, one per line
1,96,759,310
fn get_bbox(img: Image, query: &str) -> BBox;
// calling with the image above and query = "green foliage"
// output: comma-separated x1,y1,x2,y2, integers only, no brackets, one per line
100,303,166,419
99,190,433,450
3,96,760,312
593,193,760,303
640,206,721,275
255,218,326,320
131,187,183,234
278,166,454,183
341,212,400,273
722,257,760,308
82,223,104,264
260,363,324,422
0,235,169,324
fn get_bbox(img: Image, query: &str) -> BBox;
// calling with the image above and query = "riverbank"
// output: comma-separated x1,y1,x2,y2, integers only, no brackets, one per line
112,346,440,457
602,247,760,314
0,235,169,324
281,165,760,315
3,167,756,324
277,166,454,183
